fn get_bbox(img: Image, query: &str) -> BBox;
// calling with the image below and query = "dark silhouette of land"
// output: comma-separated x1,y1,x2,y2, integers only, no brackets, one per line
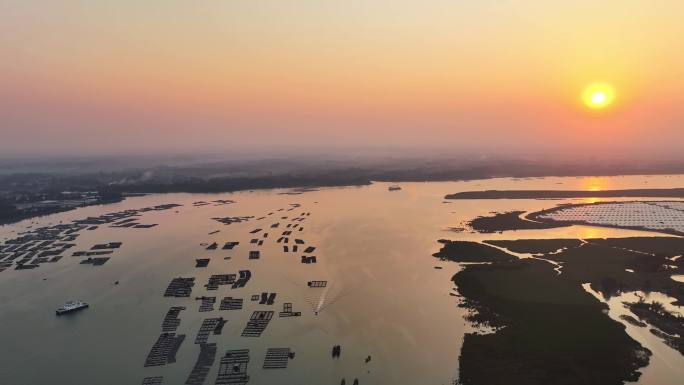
486,238,684,305
467,211,568,233
435,237,684,384
446,188,684,200
434,240,652,385
3,154,684,225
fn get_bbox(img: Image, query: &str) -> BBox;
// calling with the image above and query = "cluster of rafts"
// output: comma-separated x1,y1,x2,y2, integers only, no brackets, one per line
141,203,337,385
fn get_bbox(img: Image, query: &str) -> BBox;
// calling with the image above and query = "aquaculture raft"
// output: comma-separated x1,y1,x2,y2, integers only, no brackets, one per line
161,306,186,332
258,292,276,305
142,376,164,385
197,296,216,312
215,349,250,385
212,216,253,225
144,333,185,367
194,318,223,344
185,343,217,385
232,270,251,288
219,297,243,310
262,348,293,369
278,303,301,317
79,256,110,266
301,256,316,264
241,311,274,337
205,274,236,290
91,242,122,250
164,277,195,297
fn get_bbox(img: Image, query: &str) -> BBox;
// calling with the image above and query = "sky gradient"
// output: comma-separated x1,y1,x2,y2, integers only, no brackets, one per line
1,1,683,157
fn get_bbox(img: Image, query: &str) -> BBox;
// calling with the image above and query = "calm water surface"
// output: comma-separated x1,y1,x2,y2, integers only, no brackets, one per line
0,175,682,385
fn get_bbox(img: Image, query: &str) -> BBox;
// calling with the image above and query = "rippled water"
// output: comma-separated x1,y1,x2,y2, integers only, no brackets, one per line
0,175,682,385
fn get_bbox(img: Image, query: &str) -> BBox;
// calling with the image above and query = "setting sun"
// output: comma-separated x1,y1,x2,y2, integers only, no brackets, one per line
582,82,615,110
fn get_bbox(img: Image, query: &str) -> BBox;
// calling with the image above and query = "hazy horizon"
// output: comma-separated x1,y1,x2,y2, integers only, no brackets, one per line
2,1,684,158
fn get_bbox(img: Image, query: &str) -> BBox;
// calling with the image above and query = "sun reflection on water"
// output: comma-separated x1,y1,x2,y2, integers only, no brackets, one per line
577,226,610,239
582,177,611,192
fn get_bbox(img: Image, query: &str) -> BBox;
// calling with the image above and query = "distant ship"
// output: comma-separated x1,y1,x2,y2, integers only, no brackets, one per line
388,185,402,191
56,300,89,315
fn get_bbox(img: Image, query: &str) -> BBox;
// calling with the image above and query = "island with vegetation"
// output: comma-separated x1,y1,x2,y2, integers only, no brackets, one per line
467,210,568,233
434,237,684,385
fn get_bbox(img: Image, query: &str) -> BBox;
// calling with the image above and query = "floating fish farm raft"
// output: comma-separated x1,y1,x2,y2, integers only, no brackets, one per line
279,303,301,317
262,348,293,369
205,274,236,290
185,343,217,385
161,306,186,332
219,297,243,311
258,292,277,305
197,296,216,312
215,349,250,385
144,333,185,367
241,311,274,337
141,376,164,385
164,277,195,297
195,318,223,344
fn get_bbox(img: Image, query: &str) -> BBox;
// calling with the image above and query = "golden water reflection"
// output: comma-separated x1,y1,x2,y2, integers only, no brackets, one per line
577,226,611,239
581,176,611,192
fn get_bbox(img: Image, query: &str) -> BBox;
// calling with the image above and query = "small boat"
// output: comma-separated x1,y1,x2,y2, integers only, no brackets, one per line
56,300,89,315
388,185,402,191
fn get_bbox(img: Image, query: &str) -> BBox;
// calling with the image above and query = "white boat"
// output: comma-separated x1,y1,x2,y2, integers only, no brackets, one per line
56,300,89,315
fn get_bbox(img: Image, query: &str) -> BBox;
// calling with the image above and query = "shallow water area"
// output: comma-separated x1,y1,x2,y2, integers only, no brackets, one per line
583,285,683,385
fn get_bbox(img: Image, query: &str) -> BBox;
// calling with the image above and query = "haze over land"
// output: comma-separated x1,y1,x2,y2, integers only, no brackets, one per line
2,1,684,158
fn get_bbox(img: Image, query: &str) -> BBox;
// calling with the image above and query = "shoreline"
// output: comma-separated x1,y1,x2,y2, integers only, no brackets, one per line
434,240,654,385
446,188,684,200
0,197,125,227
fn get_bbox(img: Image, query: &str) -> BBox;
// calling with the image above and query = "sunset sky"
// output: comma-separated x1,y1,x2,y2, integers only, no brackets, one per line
1,1,683,157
